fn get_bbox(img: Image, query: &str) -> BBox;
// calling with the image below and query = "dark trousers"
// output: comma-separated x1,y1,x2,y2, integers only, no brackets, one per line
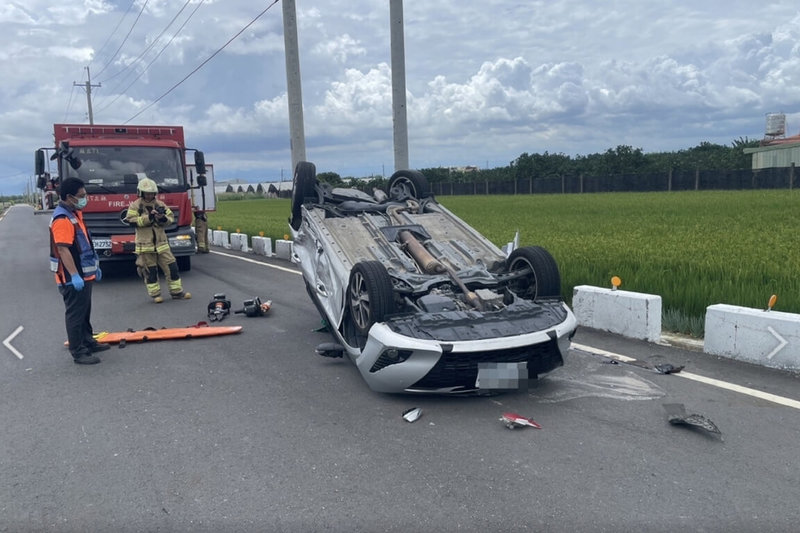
59,282,95,358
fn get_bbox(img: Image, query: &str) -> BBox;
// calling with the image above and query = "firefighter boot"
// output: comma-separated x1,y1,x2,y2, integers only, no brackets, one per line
167,262,190,300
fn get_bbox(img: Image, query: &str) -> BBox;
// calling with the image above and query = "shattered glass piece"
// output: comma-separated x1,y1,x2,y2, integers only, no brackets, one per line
663,403,721,435
500,412,542,430
402,407,422,423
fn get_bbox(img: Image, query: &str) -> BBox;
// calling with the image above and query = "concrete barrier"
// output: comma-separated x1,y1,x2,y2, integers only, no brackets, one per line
230,232,249,252
212,230,229,248
275,239,293,260
252,236,273,257
573,285,661,343
704,304,800,371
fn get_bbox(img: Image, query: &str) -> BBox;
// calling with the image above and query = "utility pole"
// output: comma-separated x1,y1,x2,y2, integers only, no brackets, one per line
282,0,307,174
390,0,409,171
74,66,101,124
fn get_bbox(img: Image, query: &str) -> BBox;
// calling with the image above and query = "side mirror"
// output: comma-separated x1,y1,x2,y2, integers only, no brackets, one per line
35,150,45,176
36,176,47,189
197,174,207,187
194,151,206,175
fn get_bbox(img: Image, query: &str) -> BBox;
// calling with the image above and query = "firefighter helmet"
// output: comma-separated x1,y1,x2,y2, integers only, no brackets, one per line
137,177,158,196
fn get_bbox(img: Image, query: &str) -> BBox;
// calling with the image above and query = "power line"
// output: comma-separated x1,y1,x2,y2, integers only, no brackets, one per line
95,0,201,114
125,0,280,124
62,81,78,123
98,0,194,86
91,0,136,70
93,0,150,79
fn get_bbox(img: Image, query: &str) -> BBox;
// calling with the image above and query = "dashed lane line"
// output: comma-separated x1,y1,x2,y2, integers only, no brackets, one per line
572,342,800,411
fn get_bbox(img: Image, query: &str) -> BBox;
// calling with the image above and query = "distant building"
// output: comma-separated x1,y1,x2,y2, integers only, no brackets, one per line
214,179,293,196
744,135,800,170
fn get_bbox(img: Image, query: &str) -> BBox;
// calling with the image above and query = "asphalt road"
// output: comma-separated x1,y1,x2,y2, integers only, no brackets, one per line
1,204,799,532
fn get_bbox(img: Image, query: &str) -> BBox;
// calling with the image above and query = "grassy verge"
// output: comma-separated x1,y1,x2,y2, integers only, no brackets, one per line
208,190,800,337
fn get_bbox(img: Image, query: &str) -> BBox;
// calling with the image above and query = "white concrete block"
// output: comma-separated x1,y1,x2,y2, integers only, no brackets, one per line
704,304,800,371
252,236,273,256
573,285,661,342
212,230,229,248
275,239,293,260
230,233,249,252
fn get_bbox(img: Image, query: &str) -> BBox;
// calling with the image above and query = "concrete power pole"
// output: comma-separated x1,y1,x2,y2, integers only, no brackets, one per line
390,0,409,171
282,0,307,174
74,66,101,125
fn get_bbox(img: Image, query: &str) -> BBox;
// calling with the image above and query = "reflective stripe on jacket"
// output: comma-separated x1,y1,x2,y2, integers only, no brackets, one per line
50,204,99,285
126,199,174,254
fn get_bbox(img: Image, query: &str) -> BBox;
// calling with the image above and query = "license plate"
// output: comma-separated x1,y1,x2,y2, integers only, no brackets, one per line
476,362,529,390
92,238,112,249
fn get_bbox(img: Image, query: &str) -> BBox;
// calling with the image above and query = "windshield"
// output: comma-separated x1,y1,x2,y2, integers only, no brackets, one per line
66,146,186,192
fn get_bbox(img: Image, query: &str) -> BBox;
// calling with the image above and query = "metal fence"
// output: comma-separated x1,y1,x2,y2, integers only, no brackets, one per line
429,165,798,196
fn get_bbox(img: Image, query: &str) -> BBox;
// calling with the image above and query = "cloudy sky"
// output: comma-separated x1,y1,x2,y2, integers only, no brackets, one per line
1,0,800,195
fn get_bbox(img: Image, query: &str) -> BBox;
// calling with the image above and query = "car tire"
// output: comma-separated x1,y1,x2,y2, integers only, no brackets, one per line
348,261,395,337
291,161,318,230
506,246,561,299
387,170,430,200
177,256,191,272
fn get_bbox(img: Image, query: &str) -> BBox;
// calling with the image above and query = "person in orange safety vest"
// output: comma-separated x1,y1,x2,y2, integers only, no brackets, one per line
50,177,110,364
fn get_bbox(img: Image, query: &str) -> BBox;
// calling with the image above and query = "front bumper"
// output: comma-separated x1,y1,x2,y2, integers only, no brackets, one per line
354,304,577,394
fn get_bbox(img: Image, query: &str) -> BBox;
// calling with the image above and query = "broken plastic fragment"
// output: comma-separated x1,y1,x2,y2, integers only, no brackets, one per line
663,403,721,436
402,407,422,423
500,412,542,430
655,363,684,375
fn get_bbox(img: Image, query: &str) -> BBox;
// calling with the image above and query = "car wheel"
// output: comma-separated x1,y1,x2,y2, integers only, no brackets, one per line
506,246,561,299
348,261,395,337
387,170,430,200
291,161,318,230
176,256,191,272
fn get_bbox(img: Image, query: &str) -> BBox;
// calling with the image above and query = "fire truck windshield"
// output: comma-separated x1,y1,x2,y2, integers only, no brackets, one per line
66,146,186,192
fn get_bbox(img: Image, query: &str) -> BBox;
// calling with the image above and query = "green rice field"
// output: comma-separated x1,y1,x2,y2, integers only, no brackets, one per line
208,190,800,336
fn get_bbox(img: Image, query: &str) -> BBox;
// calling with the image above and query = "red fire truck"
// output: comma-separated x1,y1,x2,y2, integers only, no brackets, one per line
35,124,214,271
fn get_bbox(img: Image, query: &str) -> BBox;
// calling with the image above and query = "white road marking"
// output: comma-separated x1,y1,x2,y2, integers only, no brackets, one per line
766,326,788,359
3,325,24,360
210,250,302,275
572,342,800,410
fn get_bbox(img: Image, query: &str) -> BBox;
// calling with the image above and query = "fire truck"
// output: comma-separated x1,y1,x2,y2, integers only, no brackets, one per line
35,124,215,271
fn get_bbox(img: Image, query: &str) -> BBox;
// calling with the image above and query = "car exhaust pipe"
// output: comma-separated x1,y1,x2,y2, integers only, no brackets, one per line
398,230,481,309
398,230,444,274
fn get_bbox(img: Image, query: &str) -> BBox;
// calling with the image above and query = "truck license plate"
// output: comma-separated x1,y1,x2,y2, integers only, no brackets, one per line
92,238,112,250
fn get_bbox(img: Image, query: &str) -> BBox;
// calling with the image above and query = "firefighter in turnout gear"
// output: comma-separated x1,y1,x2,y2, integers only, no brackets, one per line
126,178,191,303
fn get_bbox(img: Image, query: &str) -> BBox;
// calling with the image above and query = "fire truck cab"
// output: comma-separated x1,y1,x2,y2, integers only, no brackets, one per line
35,124,213,271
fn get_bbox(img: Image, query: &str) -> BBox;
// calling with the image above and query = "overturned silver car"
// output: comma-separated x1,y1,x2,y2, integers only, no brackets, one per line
289,162,577,394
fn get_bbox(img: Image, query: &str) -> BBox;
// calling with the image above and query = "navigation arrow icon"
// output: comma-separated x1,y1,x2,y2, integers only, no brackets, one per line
3,325,24,360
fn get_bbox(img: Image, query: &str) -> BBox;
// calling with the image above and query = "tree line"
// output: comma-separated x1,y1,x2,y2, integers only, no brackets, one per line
317,138,762,191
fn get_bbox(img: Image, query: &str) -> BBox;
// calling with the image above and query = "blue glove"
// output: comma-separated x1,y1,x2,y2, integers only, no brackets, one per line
70,273,85,291
95,267,102,282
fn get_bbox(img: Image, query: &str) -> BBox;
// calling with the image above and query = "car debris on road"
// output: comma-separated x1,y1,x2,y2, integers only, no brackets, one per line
500,412,542,430
663,403,722,437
